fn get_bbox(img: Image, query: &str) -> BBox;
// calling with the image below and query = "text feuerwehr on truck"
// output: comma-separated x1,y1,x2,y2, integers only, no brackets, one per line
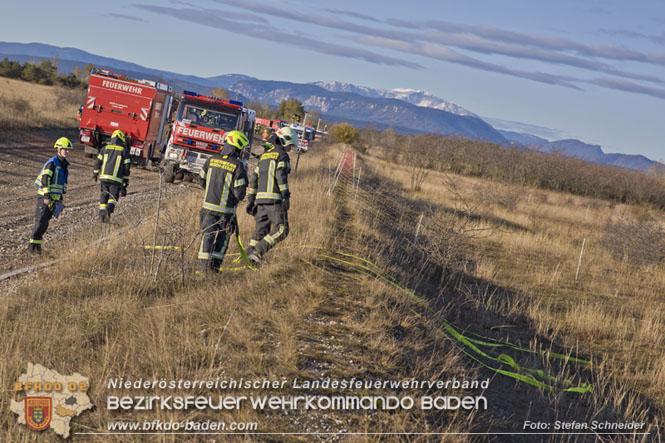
78,68,173,166
162,91,255,183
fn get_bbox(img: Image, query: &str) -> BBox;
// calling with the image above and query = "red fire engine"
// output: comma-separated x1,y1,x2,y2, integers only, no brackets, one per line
162,91,255,183
78,68,173,166
255,117,284,131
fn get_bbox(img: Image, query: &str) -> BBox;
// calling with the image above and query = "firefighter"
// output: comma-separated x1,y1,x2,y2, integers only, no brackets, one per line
197,130,249,273
92,129,131,223
245,126,297,264
29,137,72,254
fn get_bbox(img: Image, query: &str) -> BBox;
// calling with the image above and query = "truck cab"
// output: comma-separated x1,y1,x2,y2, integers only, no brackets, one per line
162,91,252,182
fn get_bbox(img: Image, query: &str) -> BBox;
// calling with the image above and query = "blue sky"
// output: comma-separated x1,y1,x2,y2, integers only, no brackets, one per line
2,0,664,160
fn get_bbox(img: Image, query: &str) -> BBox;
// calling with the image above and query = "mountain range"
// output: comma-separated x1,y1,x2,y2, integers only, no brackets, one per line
1,41,660,172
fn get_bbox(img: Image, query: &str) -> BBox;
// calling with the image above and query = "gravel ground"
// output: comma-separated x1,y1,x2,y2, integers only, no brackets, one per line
0,129,193,280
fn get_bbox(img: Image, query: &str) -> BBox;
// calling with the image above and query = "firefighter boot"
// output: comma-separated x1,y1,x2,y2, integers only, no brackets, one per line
99,209,109,223
247,251,262,266
27,241,42,255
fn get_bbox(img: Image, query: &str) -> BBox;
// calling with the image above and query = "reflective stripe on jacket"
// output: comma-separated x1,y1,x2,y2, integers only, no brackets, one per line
93,143,131,184
199,154,248,214
248,145,290,204
35,156,69,198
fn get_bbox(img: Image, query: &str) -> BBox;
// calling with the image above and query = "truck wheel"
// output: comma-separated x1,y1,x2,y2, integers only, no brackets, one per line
164,163,176,183
175,171,184,181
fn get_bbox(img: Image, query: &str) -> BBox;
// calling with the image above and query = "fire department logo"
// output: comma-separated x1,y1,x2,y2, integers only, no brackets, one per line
11,363,93,438
25,397,52,431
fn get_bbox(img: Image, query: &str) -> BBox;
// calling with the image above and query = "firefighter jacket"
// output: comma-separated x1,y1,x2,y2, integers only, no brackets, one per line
198,148,248,214
34,155,69,200
93,137,131,186
248,144,291,205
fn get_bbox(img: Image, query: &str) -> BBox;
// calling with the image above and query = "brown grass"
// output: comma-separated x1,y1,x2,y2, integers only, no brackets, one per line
0,77,84,130
354,150,665,436
2,143,479,440
2,77,662,439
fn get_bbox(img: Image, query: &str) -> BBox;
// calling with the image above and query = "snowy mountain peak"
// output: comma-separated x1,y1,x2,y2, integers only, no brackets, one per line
312,81,477,117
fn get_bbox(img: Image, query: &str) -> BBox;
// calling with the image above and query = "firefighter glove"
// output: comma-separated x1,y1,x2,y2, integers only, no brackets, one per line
120,187,127,197
92,173,98,182
282,197,290,212
246,202,256,216
53,201,65,218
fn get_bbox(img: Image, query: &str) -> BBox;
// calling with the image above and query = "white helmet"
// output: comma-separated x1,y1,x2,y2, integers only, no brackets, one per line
275,126,298,149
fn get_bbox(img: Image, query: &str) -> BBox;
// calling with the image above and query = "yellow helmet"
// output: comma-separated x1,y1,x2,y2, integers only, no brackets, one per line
224,130,249,150
112,129,126,144
54,137,73,150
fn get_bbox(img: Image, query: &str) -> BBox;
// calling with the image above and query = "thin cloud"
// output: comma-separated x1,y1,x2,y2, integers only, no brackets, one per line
601,29,665,46
212,0,420,42
484,117,565,140
355,35,582,90
132,4,422,69
423,31,663,84
210,3,665,84
137,2,665,100
392,18,665,67
324,8,380,23
106,13,145,22
589,77,665,100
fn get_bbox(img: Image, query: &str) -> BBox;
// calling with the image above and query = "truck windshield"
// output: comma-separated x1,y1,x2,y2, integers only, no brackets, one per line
178,104,238,131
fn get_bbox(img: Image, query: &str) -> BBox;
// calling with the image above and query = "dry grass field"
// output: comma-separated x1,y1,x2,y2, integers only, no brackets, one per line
0,77,84,131
1,144,484,440
1,78,663,440
353,150,665,436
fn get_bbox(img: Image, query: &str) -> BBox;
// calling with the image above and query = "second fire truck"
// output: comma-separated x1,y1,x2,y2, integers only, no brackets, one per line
162,91,255,183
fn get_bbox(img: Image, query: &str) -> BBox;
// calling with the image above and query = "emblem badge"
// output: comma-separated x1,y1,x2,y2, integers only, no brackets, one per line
25,397,52,431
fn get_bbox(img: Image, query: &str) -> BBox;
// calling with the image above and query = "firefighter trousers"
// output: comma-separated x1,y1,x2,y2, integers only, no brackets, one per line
198,210,234,272
249,203,289,257
29,197,55,252
99,181,121,221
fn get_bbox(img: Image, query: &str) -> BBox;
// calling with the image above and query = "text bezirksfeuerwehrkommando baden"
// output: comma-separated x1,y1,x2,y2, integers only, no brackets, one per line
106,377,490,411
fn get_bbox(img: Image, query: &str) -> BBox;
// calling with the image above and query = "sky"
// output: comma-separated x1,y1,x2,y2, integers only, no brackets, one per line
2,0,664,160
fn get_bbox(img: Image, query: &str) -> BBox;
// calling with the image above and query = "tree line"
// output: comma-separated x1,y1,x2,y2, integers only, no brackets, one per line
0,58,90,89
343,126,665,209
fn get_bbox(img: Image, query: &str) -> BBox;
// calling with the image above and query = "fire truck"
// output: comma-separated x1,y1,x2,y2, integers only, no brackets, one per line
289,123,316,151
162,91,254,183
255,117,284,131
78,68,173,166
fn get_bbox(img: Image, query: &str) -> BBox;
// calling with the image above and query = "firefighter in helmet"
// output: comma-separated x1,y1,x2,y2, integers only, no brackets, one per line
92,129,131,223
245,126,297,264
197,130,249,273
29,137,72,254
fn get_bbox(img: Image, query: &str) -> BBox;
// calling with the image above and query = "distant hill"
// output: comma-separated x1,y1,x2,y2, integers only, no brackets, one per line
228,79,507,144
312,81,478,117
0,42,255,99
1,41,661,172
499,130,663,172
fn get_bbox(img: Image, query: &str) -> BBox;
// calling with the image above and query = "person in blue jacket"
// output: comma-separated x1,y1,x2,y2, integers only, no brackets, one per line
29,137,72,254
